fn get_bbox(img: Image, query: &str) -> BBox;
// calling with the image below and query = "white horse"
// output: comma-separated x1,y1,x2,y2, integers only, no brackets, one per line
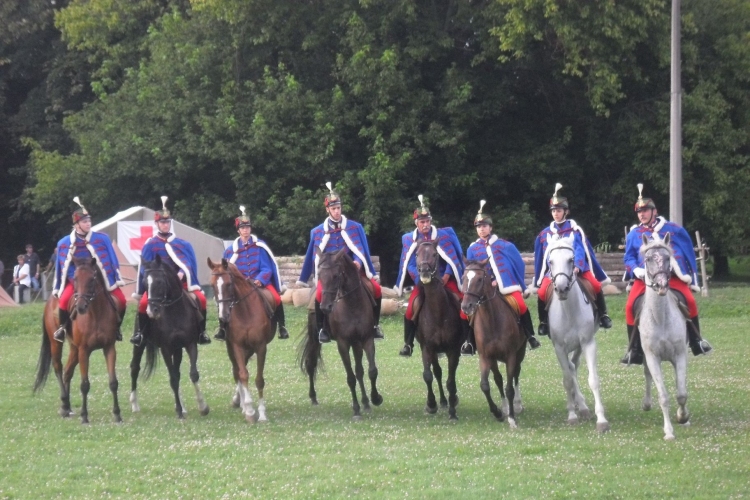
545,234,610,432
638,233,689,440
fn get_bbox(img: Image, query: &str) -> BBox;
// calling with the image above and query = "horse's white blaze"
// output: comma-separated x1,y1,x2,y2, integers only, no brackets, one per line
466,270,476,290
129,390,140,413
146,275,154,317
216,276,225,319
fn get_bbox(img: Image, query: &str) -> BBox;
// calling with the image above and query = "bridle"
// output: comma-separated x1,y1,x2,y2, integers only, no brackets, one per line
643,246,672,291
318,261,362,304
73,270,99,309
212,269,255,313
146,267,183,309
462,266,498,308
548,245,576,295
416,242,438,281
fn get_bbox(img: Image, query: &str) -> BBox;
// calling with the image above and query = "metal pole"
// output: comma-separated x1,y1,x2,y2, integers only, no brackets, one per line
669,0,683,225
695,231,709,297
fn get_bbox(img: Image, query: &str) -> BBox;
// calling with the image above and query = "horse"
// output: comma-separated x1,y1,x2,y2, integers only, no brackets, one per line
414,240,463,421
461,259,526,427
34,257,122,424
544,234,609,432
207,258,276,423
298,247,382,420
638,233,690,440
129,254,209,419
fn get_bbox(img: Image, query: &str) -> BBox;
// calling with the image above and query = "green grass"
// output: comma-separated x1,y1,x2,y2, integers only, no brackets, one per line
1,290,749,499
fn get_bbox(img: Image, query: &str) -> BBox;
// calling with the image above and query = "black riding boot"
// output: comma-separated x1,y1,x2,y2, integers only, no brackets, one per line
276,304,289,339
197,311,211,345
687,316,712,356
520,310,541,349
214,319,228,341
130,312,150,346
537,297,549,336
373,296,384,340
620,324,644,365
595,291,613,329
399,316,416,356
460,319,476,356
53,309,70,343
114,308,125,341
315,300,330,343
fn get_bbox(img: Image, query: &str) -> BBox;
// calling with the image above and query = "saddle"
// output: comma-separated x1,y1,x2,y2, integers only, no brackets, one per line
542,277,596,315
632,290,690,328
255,287,276,319
467,294,521,328
410,286,461,325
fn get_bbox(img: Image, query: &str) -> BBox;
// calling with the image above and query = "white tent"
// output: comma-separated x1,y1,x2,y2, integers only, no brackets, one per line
92,207,226,287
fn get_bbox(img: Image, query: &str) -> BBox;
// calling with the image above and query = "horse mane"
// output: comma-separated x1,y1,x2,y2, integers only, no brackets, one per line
547,235,575,252
72,257,105,286
640,236,673,256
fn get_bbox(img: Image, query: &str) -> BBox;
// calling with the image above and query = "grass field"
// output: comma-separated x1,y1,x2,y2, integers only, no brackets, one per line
1,289,749,499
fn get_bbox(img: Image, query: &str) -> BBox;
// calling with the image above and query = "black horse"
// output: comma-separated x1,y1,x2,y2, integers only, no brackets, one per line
129,255,210,419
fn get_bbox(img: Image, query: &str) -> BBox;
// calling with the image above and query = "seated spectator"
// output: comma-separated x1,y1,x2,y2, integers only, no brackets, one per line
8,255,30,304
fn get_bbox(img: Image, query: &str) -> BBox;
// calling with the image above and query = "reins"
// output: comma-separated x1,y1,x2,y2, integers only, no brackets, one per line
211,270,256,312
318,262,363,304
146,267,185,309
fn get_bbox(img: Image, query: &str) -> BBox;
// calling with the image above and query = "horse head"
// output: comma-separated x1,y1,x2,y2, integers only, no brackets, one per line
461,258,490,317
416,240,440,284
72,257,101,315
641,232,673,296
207,257,236,323
316,247,353,314
546,234,576,300
143,254,181,319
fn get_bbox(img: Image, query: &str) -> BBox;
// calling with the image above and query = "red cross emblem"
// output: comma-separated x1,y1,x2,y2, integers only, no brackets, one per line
129,225,153,251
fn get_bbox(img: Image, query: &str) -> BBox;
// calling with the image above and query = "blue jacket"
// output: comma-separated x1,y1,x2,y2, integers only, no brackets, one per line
53,230,124,295
395,226,464,294
466,235,526,294
299,216,377,284
533,219,609,287
137,232,201,294
624,216,698,285
223,235,282,290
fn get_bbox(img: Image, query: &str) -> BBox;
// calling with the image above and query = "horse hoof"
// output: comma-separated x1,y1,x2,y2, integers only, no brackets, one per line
664,434,675,441
679,419,691,427
363,404,372,413
258,415,268,423
352,415,363,422
245,412,258,424
514,405,524,415
371,394,383,406
425,405,438,415
449,415,458,422
114,415,123,424
81,419,89,425
200,406,210,417
440,400,448,408
568,417,579,426
642,401,652,411
130,403,141,413
508,418,518,429
578,409,592,420
596,422,611,433
310,399,319,406
231,399,241,409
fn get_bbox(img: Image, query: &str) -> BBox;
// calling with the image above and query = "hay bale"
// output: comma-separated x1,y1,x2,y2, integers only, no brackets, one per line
281,288,295,305
292,288,312,307
602,284,622,295
381,286,399,299
380,298,400,316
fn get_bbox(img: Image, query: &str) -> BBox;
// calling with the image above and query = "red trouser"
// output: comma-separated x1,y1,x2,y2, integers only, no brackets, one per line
266,284,281,307
538,270,602,303
59,282,126,313
139,283,207,313
406,277,467,320
626,277,697,325
316,276,382,302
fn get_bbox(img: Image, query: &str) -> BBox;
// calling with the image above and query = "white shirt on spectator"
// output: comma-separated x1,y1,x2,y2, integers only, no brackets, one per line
13,263,30,287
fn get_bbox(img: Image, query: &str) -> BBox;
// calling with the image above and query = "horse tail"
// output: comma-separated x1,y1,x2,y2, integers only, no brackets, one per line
33,318,52,393
297,309,323,378
141,342,159,380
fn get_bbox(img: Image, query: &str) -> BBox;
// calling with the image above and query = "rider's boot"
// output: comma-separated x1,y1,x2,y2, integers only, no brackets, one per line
520,310,541,349
315,300,330,343
53,308,70,343
373,296,384,341
275,303,289,339
130,312,150,346
197,310,211,345
537,297,549,336
460,319,476,356
687,316,713,356
620,324,644,365
399,316,416,357
114,308,125,342
595,291,613,329
214,319,228,341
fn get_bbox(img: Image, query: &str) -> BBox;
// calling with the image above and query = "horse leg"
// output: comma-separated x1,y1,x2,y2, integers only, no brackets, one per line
161,349,184,419
187,343,209,417
552,342,580,425
512,365,524,415
504,357,518,429
103,345,122,423
60,346,79,418
644,352,675,440
79,347,91,425
480,356,503,421
129,342,146,413
421,349,438,414
674,354,690,425
336,342,361,419
50,339,68,417
304,313,320,405
570,346,592,421
432,358,448,408
233,346,255,422
446,352,460,421
352,345,370,412
642,361,653,411
364,339,382,406
255,345,268,422
582,341,610,433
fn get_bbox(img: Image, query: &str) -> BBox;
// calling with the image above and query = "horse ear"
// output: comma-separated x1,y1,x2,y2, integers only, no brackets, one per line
642,234,650,246
663,232,671,246
155,254,162,265
221,258,228,270
546,233,552,244
479,258,489,266
206,257,214,269
336,247,348,260
90,257,97,267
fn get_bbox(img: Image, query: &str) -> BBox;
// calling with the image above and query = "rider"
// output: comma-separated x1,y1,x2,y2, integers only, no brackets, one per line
465,200,541,353
533,183,612,336
52,197,127,342
395,195,465,357
130,196,211,346
620,184,713,365
297,182,384,344
214,206,289,341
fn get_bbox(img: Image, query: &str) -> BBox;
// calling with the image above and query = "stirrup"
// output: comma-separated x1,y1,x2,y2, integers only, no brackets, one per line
373,325,384,340
213,327,226,341
460,342,476,356
130,333,144,347
599,315,613,329
691,339,713,356
318,328,331,344
198,332,211,345
527,336,541,350
278,326,289,339
620,350,643,366
398,344,413,357
537,322,549,336
53,325,66,343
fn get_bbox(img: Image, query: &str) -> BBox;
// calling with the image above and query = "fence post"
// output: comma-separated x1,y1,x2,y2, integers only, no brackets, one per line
694,231,709,298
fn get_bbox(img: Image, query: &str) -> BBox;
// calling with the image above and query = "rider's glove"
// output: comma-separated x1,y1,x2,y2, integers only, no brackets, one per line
633,268,646,280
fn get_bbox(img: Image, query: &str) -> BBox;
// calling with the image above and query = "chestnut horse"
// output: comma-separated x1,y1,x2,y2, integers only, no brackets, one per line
414,241,463,421
129,255,209,419
34,257,122,424
207,258,276,423
461,259,526,428
299,248,383,420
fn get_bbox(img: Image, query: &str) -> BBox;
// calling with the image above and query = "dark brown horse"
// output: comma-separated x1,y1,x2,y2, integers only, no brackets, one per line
414,241,463,421
299,248,382,420
461,259,527,427
207,258,276,423
34,258,122,424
